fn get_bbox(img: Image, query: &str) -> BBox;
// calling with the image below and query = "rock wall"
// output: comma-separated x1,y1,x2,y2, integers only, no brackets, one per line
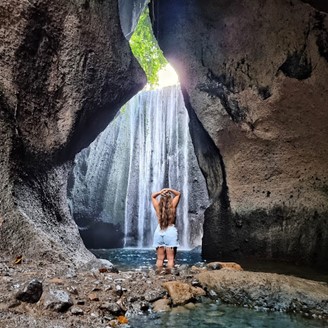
0,0,146,264
152,0,328,268
118,0,148,39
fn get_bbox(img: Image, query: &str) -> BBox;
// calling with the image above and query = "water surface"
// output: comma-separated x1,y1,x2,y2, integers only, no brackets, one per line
91,248,327,327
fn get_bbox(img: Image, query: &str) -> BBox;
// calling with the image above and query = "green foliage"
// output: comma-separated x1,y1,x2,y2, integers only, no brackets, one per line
129,7,167,86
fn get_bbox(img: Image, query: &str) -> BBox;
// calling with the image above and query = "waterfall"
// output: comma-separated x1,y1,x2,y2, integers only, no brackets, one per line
68,85,209,249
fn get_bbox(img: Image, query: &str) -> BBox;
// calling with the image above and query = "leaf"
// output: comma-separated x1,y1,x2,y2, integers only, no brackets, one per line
14,255,23,264
117,316,129,324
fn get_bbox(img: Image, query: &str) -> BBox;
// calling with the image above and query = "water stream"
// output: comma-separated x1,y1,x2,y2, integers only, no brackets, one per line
68,85,209,249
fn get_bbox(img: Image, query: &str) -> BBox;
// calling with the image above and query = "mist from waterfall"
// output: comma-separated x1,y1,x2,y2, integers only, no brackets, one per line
69,85,209,249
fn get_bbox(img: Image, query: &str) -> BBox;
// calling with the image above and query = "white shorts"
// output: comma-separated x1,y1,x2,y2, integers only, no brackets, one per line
153,225,179,248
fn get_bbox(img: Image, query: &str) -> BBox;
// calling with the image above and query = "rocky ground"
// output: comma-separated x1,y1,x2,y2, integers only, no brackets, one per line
0,257,327,328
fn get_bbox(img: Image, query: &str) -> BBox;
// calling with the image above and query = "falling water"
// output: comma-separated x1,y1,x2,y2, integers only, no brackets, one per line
68,85,209,249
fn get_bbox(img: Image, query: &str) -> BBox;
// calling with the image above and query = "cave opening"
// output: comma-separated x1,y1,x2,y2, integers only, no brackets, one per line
67,4,210,256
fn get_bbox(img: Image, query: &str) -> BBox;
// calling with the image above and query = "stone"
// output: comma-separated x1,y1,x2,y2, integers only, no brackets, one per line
171,306,190,314
207,262,243,271
88,292,99,302
191,287,206,297
162,282,194,306
43,289,73,312
115,285,123,297
99,302,121,315
197,270,328,317
15,279,43,303
70,306,84,315
116,298,127,312
184,302,196,310
208,290,219,300
144,291,165,303
152,299,171,313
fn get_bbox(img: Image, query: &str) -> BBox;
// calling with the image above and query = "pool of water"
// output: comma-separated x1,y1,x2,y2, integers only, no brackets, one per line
91,248,327,327
128,302,327,328
91,248,202,271
91,248,328,283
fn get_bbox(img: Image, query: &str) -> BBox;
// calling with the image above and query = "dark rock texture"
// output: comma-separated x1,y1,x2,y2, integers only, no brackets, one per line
197,270,328,318
0,0,146,264
152,0,328,267
16,279,43,304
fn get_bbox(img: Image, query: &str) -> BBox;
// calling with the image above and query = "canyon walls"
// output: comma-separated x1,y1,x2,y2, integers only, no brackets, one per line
0,0,146,264
152,0,328,267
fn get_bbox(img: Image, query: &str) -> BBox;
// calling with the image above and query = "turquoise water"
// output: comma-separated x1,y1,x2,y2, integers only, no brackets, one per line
92,248,202,271
91,248,328,283
128,303,327,328
91,248,327,327
129,304,327,328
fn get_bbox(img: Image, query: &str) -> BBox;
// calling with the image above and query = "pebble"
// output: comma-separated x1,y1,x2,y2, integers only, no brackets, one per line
99,302,121,315
43,289,73,312
70,306,84,315
88,292,99,301
15,279,43,303
115,285,123,296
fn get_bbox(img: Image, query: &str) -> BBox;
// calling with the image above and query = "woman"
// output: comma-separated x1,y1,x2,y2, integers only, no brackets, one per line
151,188,181,272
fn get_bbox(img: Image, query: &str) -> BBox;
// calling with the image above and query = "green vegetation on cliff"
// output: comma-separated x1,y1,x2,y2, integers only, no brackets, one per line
129,7,167,86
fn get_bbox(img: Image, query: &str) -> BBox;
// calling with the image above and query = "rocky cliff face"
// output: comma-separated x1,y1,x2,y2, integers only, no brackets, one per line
152,0,328,267
0,0,146,264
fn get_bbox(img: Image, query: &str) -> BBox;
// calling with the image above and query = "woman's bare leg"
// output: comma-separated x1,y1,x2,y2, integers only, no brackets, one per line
156,247,165,269
166,247,175,269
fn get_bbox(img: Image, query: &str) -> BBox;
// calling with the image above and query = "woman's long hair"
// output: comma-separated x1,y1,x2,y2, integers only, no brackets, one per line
158,194,173,230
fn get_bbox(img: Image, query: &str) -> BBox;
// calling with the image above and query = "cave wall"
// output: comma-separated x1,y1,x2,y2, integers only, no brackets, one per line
0,0,146,264
153,0,328,267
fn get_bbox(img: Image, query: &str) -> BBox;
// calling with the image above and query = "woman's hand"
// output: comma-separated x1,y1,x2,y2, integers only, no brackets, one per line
160,188,169,196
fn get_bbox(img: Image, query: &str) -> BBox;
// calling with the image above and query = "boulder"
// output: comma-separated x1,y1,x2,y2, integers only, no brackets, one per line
162,281,205,306
197,270,328,318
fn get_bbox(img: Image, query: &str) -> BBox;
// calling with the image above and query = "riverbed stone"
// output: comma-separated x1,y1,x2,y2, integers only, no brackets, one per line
152,299,171,312
162,282,194,306
15,279,43,303
207,262,243,271
43,289,73,312
99,302,122,315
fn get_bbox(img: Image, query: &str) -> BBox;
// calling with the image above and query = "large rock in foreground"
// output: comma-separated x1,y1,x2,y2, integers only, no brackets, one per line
0,0,146,264
197,270,328,318
153,0,328,267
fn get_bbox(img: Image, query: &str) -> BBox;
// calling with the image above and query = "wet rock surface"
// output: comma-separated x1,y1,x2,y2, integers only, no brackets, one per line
0,258,327,327
197,270,328,318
